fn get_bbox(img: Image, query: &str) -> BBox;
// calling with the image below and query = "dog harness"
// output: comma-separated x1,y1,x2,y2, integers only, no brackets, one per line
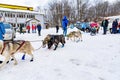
11,40,25,54
0,41,9,55
0,40,25,55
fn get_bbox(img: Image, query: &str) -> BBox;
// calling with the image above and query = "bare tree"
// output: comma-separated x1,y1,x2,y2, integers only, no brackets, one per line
47,0,71,26
42,0,120,27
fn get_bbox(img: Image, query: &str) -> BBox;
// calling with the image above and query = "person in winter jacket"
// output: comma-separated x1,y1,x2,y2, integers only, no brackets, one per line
0,15,6,54
112,19,118,34
32,24,36,33
62,16,68,36
19,24,23,34
37,23,42,36
101,18,109,35
118,22,120,33
26,25,30,33
81,22,87,32
56,25,59,33
90,20,99,35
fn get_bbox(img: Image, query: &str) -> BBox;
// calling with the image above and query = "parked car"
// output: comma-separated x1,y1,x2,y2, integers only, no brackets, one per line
76,22,82,30
4,23,16,41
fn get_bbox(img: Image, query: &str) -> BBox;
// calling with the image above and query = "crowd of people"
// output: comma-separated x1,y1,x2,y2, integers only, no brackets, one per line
25,23,42,36
0,14,120,63
65,17,120,36
14,15,120,39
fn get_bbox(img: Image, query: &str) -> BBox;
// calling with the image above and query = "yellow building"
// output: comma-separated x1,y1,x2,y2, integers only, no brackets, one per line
0,3,45,29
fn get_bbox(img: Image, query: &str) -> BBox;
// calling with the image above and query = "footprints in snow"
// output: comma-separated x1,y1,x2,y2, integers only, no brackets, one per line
69,59,81,66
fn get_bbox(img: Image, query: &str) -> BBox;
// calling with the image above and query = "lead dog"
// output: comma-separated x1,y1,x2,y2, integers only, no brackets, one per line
42,34,65,50
0,40,34,68
67,30,82,42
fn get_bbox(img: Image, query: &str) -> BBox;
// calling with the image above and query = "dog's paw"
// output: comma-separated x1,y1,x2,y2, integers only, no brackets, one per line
30,59,33,62
6,61,9,64
0,61,3,64
61,44,64,48
14,62,18,65
11,58,14,61
54,48,56,50
76,40,80,43
21,54,25,60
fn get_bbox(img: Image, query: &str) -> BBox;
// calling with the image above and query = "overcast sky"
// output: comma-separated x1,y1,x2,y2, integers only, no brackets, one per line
0,0,116,8
0,0,50,8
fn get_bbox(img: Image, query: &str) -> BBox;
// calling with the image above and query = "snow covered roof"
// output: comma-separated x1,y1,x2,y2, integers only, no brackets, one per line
0,8,44,15
26,18,40,22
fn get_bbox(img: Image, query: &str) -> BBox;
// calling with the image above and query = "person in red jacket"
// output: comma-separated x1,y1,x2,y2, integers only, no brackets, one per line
90,21,99,33
118,22,120,33
90,20,99,35
32,24,36,33
26,25,30,33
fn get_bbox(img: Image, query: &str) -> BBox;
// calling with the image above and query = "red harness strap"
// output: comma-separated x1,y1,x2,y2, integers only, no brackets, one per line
0,40,25,55
15,40,25,52
11,40,25,55
0,42,7,55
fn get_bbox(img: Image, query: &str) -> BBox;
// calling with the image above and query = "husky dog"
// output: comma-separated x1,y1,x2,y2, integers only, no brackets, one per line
42,34,52,48
42,34,65,50
67,30,82,42
0,40,34,68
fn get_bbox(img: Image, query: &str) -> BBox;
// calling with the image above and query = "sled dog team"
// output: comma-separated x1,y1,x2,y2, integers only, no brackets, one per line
0,30,82,68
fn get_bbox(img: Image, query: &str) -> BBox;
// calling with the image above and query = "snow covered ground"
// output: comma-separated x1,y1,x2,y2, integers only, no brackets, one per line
0,27,120,80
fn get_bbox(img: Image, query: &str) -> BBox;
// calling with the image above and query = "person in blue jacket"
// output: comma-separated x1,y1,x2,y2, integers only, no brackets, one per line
0,15,6,54
112,19,118,34
81,22,87,32
62,16,68,36
37,23,42,36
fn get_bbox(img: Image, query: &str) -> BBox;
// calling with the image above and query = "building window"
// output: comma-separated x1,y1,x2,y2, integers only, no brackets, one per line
8,14,10,17
27,15,29,18
10,14,12,17
17,14,19,17
0,13,3,16
13,14,15,17
5,13,7,17
23,14,25,18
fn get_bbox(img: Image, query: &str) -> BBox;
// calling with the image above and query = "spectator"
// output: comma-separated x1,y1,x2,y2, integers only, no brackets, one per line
90,20,99,35
101,18,109,35
0,15,6,54
32,24,36,33
37,23,42,36
112,19,118,34
56,25,59,33
19,24,23,34
26,24,30,33
62,16,68,36
118,22,120,33
81,21,86,32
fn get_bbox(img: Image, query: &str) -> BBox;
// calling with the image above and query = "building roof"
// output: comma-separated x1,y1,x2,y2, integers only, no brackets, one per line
0,3,33,11
26,18,40,23
0,7,44,15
